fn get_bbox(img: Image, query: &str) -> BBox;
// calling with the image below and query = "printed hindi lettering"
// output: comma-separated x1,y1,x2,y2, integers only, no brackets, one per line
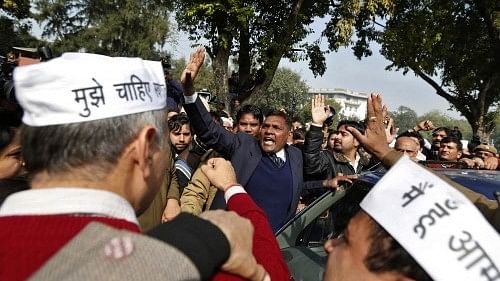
449,231,500,281
153,83,165,97
401,181,434,207
130,75,152,102
413,199,458,239
114,75,152,102
72,78,104,117
88,78,105,107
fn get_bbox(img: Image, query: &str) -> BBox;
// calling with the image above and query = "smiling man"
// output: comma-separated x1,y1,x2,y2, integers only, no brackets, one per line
438,136,463,162
181,48,303,232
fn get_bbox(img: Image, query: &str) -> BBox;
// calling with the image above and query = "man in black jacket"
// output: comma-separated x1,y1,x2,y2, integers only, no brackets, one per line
304,95,370,181
180,48,303,232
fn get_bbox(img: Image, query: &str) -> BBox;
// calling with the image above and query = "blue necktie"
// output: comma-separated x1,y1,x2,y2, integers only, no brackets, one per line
270,154,285,168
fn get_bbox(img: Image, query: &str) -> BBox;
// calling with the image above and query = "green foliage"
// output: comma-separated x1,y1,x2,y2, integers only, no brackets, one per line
252,67,309,116
170,57,215,93
0,17,41,55
324,0,394,58
366,0,500,139
418,110,473,141
173,0,393,102
33,0,173,59
1,1,40,55
490,114,500,150
380,1,499,96
389,105,475,141
1,0,31,19
390,106,418,132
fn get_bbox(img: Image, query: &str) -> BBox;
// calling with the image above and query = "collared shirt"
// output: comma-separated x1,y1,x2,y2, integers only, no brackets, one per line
184,93,198,104
187,92,287,163
274,148,286,162
0,187,139,225
349,152,361,172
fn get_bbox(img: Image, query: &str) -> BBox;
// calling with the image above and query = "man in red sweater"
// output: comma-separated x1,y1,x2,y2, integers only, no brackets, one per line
0,53,268,281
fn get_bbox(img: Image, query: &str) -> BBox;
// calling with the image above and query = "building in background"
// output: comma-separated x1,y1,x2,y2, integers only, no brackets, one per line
308,88,368,120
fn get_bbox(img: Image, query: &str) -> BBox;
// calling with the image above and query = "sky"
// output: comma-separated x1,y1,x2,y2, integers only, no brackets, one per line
165,18,463,119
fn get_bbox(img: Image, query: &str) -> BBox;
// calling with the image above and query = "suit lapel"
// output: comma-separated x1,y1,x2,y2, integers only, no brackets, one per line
286,146,301,218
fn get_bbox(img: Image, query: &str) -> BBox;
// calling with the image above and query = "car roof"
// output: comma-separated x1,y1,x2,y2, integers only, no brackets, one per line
358,169,499,200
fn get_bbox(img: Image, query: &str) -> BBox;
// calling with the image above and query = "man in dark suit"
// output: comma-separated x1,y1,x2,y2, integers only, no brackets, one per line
181,48,303,232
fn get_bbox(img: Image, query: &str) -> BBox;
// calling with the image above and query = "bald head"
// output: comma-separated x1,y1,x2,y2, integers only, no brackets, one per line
395,136,420,160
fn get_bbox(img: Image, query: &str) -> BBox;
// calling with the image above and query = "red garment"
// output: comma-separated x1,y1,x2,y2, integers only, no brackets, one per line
212,193,291,281
0,215,139,281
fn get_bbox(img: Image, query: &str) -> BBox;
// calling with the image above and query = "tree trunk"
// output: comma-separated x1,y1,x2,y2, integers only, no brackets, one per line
242,0,306,104
411,66,497,142
245,57,280,103
473,77,498,142
211,45,231,110
238,22,251,93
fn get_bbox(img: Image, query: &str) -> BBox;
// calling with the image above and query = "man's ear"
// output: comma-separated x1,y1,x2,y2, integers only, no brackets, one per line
353,137,361,148
132,126,158,178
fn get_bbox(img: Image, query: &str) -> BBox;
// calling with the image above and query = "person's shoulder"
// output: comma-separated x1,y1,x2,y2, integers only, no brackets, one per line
31,222,200,280
235,131,258,144
287,144,303,159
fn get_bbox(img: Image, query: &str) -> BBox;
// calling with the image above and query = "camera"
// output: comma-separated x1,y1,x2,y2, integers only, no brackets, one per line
0,53,16,104
324,105,336,127
0,47,53,107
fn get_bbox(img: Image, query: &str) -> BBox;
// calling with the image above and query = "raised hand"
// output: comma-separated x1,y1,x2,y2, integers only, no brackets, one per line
385,117,399,144
311,94,331,125
180,48,206,96
346,93,391,160
415,120,434,132
200,157,238,192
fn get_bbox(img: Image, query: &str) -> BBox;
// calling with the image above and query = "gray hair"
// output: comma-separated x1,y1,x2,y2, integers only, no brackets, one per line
21,110,168,180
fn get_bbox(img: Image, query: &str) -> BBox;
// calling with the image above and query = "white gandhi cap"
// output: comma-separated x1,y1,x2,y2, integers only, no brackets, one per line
14,53,167,126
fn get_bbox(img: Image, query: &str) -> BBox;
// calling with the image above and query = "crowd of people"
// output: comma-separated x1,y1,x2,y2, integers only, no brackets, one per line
0,48,499,281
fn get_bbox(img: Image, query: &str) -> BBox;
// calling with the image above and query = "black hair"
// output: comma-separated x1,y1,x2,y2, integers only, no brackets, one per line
365,220,432,281
327,129,336,140
168,113,191,132
265,110,291,129
291,116,302,124
236,104,263,124
0,126,14,151
338,120,365,135
440,136,463,151
330,185,432,281
292,128,306,141
448,127,462,140
432,127,450,135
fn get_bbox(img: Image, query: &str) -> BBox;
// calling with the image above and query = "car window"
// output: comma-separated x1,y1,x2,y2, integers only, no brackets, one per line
290,180,375,248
